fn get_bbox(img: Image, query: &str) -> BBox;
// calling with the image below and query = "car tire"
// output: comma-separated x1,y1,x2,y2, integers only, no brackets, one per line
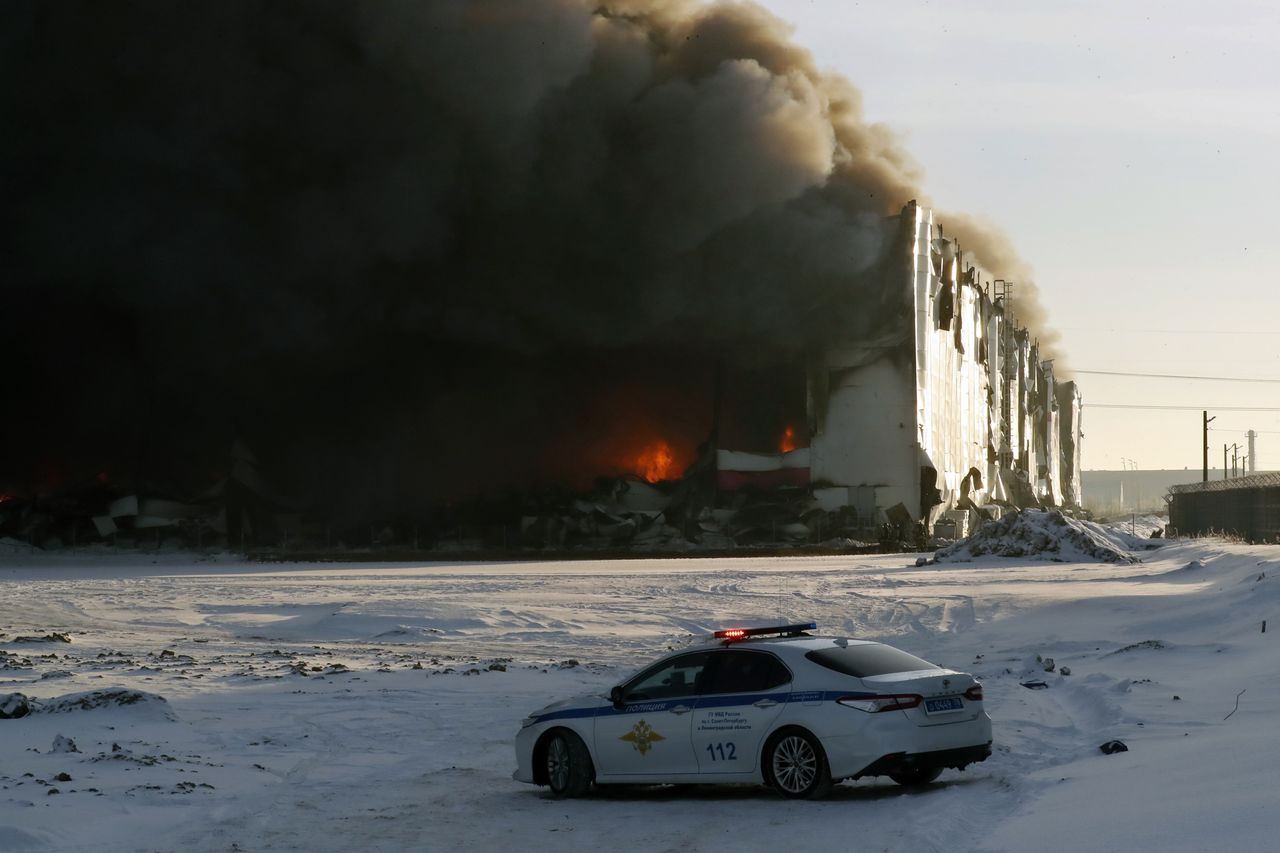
763,729,833,800
545,730,594,798
889,766,943,787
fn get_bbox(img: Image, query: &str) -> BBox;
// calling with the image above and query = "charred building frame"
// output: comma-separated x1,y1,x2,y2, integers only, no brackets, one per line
720,202,1083,535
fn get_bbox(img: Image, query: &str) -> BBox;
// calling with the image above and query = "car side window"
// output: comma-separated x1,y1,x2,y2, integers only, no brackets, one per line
701,650,791,694
624,652,712,702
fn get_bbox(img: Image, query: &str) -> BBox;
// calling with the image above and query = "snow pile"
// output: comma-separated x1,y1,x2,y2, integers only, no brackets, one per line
0,693,31,719
0,689,174,719
1100,514,1168,541
49,734,79,754
40,688,172,716
935,509,1140,563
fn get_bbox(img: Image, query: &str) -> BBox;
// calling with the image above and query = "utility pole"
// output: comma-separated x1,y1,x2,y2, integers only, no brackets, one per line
1203,411,1215,482
1224,444,1228,481
1248,429,1257,473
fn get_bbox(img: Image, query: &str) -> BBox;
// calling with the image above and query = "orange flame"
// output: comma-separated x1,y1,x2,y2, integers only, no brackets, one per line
634,440,677,483
779,425,798,453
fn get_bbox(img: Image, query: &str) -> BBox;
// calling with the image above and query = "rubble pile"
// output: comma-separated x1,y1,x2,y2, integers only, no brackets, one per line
3,443,951,556
934,509,1140,564
0,487,222,552
517,478,876,552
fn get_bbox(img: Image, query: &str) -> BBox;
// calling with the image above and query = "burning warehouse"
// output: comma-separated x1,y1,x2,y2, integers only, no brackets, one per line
803,202,1083,534
709,202,1084,542
3,2,1080,551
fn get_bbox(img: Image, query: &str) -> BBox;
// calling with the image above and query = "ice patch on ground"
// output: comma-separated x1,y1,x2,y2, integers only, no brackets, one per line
935,510,1140,564
198,602,485,641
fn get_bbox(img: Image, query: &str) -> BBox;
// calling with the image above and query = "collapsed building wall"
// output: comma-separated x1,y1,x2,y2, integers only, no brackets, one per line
1057,381,1084,507
1038,362,1062,506
808,202,1082,532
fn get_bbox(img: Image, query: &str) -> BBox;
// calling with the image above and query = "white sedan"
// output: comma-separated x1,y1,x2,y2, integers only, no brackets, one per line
514,623,992,798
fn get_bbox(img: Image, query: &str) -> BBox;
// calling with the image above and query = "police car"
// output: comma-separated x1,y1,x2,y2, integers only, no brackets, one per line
514,623,992,799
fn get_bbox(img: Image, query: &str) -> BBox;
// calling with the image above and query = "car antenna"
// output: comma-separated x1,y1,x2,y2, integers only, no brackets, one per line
776,566,784,623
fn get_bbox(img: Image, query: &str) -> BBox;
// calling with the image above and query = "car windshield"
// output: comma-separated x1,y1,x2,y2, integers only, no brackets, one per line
804,644,938,677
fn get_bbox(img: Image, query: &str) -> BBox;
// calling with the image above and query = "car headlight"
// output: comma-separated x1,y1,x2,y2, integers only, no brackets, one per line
520,716,537,728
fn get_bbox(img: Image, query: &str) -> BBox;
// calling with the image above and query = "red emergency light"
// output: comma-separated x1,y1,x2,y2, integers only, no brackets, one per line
713,622,816,641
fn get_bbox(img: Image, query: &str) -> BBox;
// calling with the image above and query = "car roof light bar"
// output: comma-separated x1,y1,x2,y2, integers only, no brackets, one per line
713,622,817,641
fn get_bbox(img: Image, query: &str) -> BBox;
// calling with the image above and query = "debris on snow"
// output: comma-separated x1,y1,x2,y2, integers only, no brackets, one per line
935,510,1139,564
0,651,34,670
39,689,174,719
1107,640,1166,656
0,693,32,719
1099,740,1129,755
50,735,79,754
13,632,72,644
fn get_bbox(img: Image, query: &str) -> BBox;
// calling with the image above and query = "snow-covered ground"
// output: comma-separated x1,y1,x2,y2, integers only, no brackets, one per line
0,536,1275,852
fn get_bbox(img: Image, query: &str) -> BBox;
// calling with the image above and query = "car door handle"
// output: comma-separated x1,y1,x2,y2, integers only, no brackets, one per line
669,705,693,715
752,699,778,708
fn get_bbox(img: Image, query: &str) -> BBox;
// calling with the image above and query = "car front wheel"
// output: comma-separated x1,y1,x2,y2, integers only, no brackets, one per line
545,731,594,798
764,729,832,800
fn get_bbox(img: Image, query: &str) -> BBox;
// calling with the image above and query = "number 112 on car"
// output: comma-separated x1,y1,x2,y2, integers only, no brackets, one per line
705,742,737,761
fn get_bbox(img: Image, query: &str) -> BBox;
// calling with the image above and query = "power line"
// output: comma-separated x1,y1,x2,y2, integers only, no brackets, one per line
1060,327,1280,336
1073,369,1280,384
1085,404,1280,412
1210,427,1280,436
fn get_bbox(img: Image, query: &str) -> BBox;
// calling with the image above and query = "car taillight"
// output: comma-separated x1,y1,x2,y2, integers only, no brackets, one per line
964,685,983,701
836,694,923,713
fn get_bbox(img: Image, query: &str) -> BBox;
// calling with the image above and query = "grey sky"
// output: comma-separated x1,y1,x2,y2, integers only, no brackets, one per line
756,0,1280,472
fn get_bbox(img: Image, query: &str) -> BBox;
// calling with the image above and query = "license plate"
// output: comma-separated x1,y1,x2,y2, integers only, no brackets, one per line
925,697,964,714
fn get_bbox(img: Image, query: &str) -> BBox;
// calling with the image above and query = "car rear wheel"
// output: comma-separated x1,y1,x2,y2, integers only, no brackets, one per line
545,731,593,798
889,766,943,787
764,729,832,800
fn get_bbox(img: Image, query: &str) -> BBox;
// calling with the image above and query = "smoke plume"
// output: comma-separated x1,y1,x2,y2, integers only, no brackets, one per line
2,0,1061,513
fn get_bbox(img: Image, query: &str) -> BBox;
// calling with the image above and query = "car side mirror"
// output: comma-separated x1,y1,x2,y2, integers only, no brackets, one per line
609,686,625,708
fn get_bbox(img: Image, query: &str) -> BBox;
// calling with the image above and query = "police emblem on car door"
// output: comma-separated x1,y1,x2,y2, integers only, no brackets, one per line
620,719,665,755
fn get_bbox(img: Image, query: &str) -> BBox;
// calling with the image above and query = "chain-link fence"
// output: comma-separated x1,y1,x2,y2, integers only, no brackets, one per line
1168,474,1280,542
1169,471,1280,494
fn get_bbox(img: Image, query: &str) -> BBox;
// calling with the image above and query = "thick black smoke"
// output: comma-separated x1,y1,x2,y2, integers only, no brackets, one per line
2,0,1056,514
